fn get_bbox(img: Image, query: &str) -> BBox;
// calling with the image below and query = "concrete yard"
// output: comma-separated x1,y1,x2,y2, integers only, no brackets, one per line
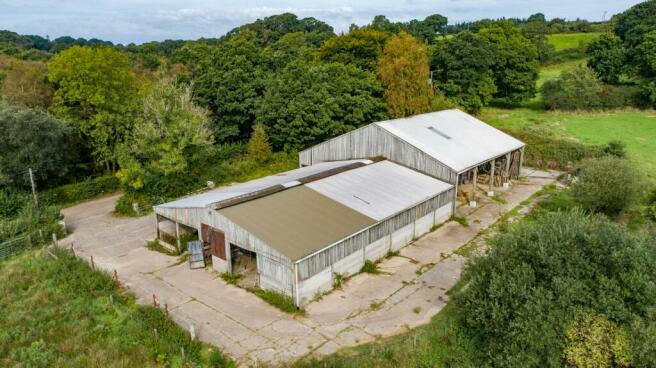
60,168,558,366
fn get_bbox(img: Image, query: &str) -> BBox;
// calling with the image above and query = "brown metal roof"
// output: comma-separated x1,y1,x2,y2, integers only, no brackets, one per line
218,186,376,261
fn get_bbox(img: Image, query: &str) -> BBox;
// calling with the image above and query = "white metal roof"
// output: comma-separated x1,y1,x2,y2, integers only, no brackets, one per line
306,161,453,221
155,159,371,209
376,109,525,173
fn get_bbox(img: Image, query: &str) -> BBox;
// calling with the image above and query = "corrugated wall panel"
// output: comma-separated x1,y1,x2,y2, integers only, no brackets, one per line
296,189,455,281
298,125,457,184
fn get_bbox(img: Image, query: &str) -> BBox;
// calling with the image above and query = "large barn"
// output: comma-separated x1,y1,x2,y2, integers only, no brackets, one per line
154,109,525,307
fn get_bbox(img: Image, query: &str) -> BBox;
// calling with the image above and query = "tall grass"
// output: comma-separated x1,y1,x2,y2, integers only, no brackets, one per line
0,248,233,367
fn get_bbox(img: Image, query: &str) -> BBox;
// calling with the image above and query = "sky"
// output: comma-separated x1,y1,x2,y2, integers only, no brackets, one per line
0,0,645,44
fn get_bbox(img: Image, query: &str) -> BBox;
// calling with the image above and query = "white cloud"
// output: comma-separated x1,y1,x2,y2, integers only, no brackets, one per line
0,0,644,43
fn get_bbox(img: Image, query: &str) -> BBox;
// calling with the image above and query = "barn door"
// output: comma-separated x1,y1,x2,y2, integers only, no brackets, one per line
200,223,210,243
210,228,226,260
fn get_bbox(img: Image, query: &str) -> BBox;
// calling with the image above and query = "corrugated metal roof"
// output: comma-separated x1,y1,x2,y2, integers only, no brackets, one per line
306,161,453,221
218,186,376,261
155,159,371,209
376,109,525,172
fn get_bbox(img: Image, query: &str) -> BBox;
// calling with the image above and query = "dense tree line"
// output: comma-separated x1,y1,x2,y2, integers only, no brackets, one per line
0,5,648,196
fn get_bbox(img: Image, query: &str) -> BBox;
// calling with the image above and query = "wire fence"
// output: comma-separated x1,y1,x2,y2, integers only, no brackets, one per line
0,228,60,260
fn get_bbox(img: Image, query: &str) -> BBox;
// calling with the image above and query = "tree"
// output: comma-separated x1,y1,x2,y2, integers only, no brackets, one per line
377,32,433,118
522,19,555,64
248,124,272,162
456,210,656,367
48,46,140,170
431,31,497,112
541,65,603,110
478,21,539,103
256,61,387,150
635,30,656,80
117,79,213,192
571,156,643,216
0,56,53,108
614,0,656,48
0,103,73,188
404,14,448,44
191,33,267,142
224,13,334,47
586,33,627,84
318,29,390,71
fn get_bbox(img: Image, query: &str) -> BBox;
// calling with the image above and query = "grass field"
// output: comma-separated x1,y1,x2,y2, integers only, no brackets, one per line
537,58,586,87
0,248,233,367
547,32,601,51
480,108,656,180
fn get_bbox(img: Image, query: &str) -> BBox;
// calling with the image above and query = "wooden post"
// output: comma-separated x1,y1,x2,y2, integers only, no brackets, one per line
519,147,525,176
488,159,495,196
28,168,39,209
164,303,169,317
152,293,158,307
114,270,120,288
90,256,95,270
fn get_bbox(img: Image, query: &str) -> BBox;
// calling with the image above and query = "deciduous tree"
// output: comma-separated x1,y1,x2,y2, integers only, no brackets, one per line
377,32,433,118
318,29,389,71
0,56,53,108
48,46,141,170
257,61,387,150
248,124,272,162
586,33,627,84
431,31,497,112
117,79,213,192
0,103,73,188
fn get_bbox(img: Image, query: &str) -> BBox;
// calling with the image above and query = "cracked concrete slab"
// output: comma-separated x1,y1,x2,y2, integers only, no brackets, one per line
60,169,558,366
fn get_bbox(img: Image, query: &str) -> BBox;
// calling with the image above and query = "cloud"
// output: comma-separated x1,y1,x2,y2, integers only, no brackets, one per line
0,0,644,43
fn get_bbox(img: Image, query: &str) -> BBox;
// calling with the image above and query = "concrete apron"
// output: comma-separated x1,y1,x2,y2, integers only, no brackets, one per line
60,168,558,366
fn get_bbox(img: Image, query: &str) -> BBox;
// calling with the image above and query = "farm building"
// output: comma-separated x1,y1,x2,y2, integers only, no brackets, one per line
154,109,525,307
300,109,525,205
154,160,455,306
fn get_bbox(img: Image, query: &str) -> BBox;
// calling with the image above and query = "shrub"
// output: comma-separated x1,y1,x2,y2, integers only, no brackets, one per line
247,124,272,162
456,210,656,367
602,140,627,158
571,157,643,216
564,312,632,368
542,65,638,110
41,175,119,206
542,64,603,110
508,126,604,170
0,187,30,218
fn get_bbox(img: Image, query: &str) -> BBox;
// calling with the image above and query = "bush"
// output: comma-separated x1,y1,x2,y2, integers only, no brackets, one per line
508,126,603,170
0,187,30,218
456,210,656,367
41,175,119,206
571,157,643,216
542,65,638,110
542,64,603,110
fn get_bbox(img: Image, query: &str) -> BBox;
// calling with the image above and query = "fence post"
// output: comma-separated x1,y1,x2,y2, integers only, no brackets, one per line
113,270,120,288
152,293,158,307
90,256,95,270
52,233,58,246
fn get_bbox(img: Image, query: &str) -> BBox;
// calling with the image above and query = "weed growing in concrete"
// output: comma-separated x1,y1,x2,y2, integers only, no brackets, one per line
413,306,422,314
333,273,344,289
430,223,443,232
369,300,384,311
220,272,243,285
490,195,507,204
248,287,306,315
360,260,381,274
450,216,469,227
145,239,176,256
385,250,400,259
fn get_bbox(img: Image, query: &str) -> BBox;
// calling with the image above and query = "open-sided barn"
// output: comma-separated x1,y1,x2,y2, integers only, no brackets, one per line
154,109,525,307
